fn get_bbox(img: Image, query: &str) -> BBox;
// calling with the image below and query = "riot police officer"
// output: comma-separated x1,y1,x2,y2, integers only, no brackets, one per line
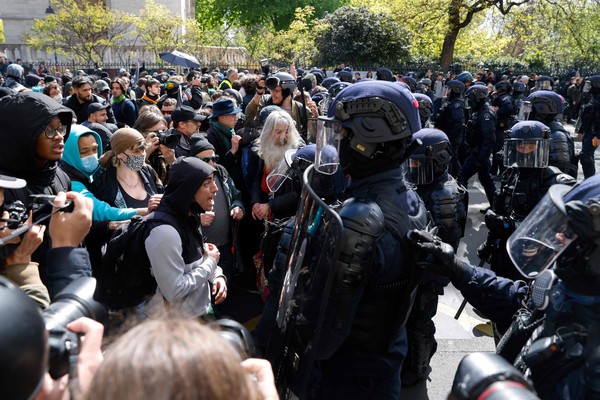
402,128,467,385
527,90,577,176
512,81,528,116
266,80,429,399
413,92,434,129
411,173,600,399
458,84,496,208
576,75,600,178
478,121,576,282
457,72,474,89
491,81,516,176
435,80,466,176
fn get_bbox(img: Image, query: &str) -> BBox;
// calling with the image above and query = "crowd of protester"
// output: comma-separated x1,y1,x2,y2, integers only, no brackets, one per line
0,52,599,399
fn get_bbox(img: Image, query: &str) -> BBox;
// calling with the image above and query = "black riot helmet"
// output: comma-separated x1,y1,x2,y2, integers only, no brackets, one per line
537,75,553,91
400,76,417,92
328,81,353,99
457,72,474,85
376,68,394,82
407,128,452,185
315,80,421,178
336,70,353,83
512,81,527,95
413,93,433,128
503,121,551,168
526,90,564,123
588,75,600,94
321,77,340,90
446,80,465,97
265,72,297,98
507,174,600,289
0,277,48,400
465,85,489,109
494,81,512,95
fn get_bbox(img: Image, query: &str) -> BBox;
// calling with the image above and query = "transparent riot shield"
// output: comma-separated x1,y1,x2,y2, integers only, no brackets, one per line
266,164,343,399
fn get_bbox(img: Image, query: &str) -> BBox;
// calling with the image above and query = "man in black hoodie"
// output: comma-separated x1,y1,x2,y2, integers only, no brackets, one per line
0,91,92,297
144,156,227,319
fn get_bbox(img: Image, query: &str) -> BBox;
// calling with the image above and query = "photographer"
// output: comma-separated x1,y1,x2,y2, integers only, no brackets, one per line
184,71,210,110
170,105,206,158
0,277,104,400
1,189,103,399
0,174,49,307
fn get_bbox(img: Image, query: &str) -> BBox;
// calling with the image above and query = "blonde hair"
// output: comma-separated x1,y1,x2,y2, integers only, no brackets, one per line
83,319,259,400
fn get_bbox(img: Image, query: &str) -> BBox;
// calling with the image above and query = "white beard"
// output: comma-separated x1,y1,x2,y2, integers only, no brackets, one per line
261,139,291,170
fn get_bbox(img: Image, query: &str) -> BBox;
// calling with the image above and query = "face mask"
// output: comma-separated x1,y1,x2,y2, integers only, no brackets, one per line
81,154,99,174
123,154,145,172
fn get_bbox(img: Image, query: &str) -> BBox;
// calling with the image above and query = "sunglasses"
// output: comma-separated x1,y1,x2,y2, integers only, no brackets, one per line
198,156,219,163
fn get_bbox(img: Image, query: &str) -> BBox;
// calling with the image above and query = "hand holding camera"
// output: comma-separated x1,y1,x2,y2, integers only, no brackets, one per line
49,192,92,248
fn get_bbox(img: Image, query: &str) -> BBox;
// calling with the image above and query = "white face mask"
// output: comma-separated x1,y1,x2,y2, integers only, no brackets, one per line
81,154,99,174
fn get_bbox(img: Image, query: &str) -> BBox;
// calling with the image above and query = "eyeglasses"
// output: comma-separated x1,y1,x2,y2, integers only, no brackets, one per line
271,88,283,94
198,156,219,163
43,125,67,139
162,110,173,115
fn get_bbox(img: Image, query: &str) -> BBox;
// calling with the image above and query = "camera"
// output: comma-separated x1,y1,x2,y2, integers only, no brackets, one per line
209,318,255,359
44,277,106,379
3,200,28,229
155,130,180,150
449,353,539,400
30,194,74,213
260,59,270,76
201,75,209,84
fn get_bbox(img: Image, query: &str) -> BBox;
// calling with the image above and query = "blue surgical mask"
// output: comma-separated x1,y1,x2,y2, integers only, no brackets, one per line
81,154,99,174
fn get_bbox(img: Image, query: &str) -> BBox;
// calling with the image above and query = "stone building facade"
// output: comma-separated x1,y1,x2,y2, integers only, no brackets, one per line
0,0,195,63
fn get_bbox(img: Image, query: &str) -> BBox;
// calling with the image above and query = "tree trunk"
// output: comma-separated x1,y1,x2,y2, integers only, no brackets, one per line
440,30,459,72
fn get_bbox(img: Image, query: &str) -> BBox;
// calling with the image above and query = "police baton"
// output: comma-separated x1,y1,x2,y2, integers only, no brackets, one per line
454,257,487,320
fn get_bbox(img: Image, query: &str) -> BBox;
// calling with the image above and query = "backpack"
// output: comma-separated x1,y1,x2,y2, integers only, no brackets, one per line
94,211,179,309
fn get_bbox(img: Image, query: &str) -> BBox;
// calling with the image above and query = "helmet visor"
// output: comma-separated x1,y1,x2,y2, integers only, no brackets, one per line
507,185,577,278
406,155,434,185
518,101,532,121
315,117,341,175
266,157,293,193
503,138,550,168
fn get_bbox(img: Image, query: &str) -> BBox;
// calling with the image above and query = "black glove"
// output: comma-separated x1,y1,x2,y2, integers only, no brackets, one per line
477,241,493,263
484,209,514,238
408,229,464,280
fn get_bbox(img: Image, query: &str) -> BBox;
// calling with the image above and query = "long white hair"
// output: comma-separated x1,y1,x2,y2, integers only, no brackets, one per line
258,110,302,170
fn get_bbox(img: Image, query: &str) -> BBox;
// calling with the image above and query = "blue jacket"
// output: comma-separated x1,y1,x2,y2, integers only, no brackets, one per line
61,124,137,222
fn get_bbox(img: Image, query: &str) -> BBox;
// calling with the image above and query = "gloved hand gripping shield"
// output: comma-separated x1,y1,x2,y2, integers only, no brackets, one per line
507,184,577,279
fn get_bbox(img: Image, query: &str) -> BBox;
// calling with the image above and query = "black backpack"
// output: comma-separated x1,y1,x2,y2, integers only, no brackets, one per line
94,211,179,309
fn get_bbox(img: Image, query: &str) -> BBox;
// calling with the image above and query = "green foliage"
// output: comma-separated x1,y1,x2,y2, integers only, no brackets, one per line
258,7,328,66
313,6,411,66
195,0,346,31
0,19,4,43
133,0,209,60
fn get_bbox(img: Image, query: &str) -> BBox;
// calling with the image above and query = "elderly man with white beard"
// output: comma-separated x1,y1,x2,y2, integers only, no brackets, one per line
250,110,304,221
